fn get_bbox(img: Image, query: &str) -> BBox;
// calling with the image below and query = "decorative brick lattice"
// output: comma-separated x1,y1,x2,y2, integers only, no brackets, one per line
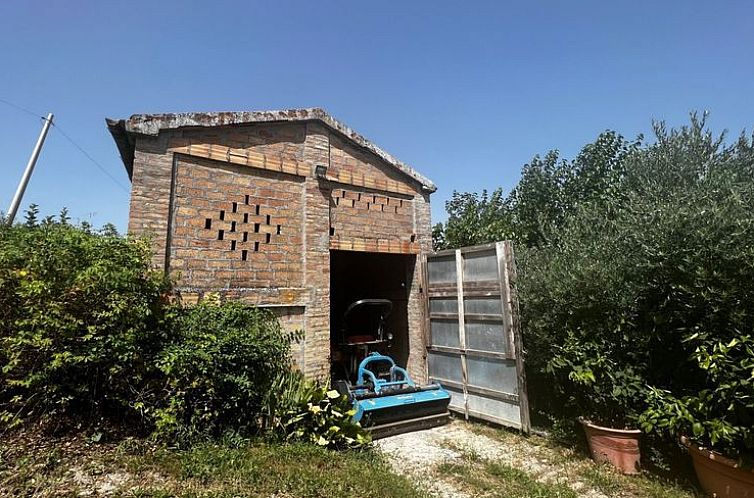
332,189,409,214
169,156,304,289
329,188,416,252
203,195,283,260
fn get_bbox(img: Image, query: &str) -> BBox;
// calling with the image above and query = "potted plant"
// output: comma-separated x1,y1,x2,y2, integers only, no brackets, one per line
549,332,646,475
641,333,754,497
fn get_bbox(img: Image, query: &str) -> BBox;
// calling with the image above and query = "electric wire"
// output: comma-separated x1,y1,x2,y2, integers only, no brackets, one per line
50,123,131,193
0,97,45,121
0,96,130,194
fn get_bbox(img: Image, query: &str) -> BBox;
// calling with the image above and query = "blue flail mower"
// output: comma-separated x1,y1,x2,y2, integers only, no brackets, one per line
337,352,451,438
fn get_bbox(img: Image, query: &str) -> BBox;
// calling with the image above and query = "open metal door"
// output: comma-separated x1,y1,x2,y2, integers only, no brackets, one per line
422,241,530,432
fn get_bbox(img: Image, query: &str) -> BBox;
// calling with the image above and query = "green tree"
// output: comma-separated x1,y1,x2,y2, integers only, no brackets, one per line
523,115,754,457
23,204,39,228
59,207,70,225
434,131,639,249
436,113,754,459
436,189,510,250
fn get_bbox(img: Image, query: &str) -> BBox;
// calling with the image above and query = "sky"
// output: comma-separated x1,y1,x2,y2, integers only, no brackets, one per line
1,1,753,231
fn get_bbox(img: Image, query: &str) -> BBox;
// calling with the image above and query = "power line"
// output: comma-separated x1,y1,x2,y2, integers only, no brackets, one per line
51,123,131,193
0,97,45,121
1,96,130,194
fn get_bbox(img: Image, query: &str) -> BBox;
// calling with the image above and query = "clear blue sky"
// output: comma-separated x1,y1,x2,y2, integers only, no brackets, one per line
1,1,752,231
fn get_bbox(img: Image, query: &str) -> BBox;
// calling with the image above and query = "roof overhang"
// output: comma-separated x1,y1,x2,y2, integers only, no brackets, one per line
106,108,436,193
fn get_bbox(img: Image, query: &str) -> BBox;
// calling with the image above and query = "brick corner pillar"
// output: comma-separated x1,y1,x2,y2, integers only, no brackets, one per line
126,133,173,270
406,191,432,383
302,122,332,380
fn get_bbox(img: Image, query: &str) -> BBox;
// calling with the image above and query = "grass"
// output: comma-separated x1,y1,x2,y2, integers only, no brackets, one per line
577,464,700,498
454,421,702,498
131,442,426,497
439,460,578,498
0,432,426,498
0,421,705,497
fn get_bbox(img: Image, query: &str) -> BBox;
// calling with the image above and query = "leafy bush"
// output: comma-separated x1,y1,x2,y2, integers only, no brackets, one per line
436,115,754,459
0,213,370,450
525,117,754,443
545,332,646,427
264,370,370,449
0,213,169,428
641,333,753,459
153,300,298,441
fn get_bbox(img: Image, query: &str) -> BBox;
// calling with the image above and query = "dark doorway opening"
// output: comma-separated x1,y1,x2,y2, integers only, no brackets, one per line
330,250,415,382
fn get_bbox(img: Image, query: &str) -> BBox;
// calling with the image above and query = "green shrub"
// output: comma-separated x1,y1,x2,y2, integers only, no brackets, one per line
435,115,754,460
520,118,754,461
153,300,298,442
0,213,370,450
0,216,169,429
641,333,754,459
263,370,370,449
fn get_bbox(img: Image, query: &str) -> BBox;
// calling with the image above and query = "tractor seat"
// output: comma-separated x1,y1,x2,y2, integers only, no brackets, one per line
345,334,377,345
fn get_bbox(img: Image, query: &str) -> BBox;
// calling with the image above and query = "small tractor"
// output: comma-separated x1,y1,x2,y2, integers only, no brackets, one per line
333,299,451,438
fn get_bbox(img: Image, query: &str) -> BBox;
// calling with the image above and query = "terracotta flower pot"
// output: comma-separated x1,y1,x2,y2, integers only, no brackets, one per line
681,437,754,497
579,417,641,475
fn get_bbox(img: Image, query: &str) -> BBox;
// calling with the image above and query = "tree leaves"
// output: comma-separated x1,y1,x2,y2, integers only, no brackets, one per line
435,114,754,458
0,219,169,429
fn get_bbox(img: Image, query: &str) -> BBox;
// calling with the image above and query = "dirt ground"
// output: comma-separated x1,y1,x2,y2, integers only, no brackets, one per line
376,420,598,498
375,420,699,498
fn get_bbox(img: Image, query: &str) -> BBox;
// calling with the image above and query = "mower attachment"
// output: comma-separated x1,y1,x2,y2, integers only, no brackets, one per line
339,352,451,439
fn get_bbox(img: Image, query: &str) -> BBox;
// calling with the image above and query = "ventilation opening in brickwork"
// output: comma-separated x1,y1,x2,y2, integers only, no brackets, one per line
329,250,415,383
200,197,283,260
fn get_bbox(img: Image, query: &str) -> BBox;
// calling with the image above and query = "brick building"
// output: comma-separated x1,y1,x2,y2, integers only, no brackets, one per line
107,109,436,382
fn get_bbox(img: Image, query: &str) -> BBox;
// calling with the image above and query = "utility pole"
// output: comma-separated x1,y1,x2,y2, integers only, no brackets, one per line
6,113,54,225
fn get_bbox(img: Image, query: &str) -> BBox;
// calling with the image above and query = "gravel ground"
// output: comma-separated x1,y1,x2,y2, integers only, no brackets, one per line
376,420,607,498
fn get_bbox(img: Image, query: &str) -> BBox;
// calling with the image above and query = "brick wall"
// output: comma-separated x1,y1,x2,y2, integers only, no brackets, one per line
269,306,306,370
169,155,305,289
128,134,172,268
301,122,332,378
330,188,415,247
126,119,432,381
183,121,306,162
329,134,419,195
406,193,433,383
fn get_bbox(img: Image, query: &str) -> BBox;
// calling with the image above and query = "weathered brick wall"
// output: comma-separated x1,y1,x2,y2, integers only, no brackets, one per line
330,188,415,248
128,134,172,268
406,193,433,383
126,119,433,382
301,122,332,378
269,306,306,370
329,134,419,193
170,155,305,289
183,122,306,162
